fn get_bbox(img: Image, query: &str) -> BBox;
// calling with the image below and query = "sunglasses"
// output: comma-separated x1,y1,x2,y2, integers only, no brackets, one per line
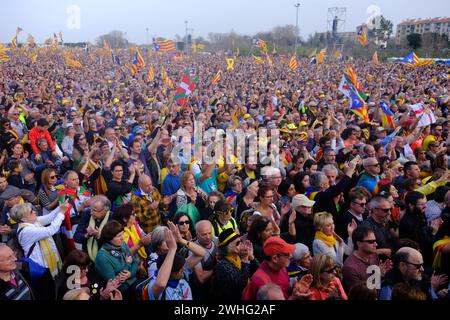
323,266,338,274
49,175,57,179
178,220,190,226
352,201,366,207
360,239,377,244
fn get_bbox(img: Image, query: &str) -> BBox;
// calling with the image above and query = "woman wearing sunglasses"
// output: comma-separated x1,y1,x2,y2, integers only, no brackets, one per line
37,168,60,215
171,212,195,253
308,253,348,300
211,200,238,238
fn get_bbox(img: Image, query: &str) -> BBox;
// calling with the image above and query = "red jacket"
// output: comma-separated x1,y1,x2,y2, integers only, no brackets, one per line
28,127,55,154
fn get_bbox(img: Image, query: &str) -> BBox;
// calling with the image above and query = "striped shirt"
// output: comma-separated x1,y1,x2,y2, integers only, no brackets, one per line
0,271,33,300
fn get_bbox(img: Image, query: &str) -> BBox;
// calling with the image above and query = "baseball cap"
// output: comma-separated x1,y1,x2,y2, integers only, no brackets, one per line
291,194,315,209
263,236,296,257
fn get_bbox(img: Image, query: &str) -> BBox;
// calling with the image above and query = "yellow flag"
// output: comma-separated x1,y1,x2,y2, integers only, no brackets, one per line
316,48,327,64
308,49,317,58
253,56,264,64
226,58,235,70
31,48,38,63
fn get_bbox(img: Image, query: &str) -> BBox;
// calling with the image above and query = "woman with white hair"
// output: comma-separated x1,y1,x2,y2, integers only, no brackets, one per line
11,200,70,299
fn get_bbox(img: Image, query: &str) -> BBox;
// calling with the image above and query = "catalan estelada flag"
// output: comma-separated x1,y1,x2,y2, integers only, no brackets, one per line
254,38,268,53
344,66,367,100
161,67,174,89
211,70,222,85
349,88,370,123
131,47,145,74
154,39,176,52
399,52,433,67
147,65,155,81
380,102,395,128
0,47,12,62
357,26,368,47
288,56,298,71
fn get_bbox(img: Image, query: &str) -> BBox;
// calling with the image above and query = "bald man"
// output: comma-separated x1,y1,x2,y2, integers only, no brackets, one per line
188,220,218,300
129,175,162,234
380,247,440,300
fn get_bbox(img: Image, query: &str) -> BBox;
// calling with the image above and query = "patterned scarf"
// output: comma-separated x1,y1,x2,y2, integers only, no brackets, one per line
20,223,61,279
224,254,242,270
315,230,336,248
86,211,110,261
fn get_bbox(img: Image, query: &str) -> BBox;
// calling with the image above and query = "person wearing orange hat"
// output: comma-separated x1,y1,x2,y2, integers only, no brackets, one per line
242,236,313,300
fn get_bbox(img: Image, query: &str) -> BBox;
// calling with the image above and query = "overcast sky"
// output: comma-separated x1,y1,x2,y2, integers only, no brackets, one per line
0,0,448,44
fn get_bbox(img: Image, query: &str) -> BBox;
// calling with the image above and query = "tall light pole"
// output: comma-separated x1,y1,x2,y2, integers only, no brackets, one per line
294,3,300,56
146,27,149,45
185,20,188,55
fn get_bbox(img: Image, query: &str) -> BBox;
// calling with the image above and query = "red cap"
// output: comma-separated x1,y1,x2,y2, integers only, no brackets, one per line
263,236,296,257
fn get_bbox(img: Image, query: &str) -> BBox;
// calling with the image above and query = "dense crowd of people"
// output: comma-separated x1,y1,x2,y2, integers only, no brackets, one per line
0,47,449,301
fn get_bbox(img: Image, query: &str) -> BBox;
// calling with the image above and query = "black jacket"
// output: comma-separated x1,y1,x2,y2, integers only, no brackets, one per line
280,212,315,252
399,210,435,265
313,175,353,218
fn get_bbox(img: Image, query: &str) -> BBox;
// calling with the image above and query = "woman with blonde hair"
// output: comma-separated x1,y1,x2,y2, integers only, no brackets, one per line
312,212,355,267
308,253,348,300
176,171,206,225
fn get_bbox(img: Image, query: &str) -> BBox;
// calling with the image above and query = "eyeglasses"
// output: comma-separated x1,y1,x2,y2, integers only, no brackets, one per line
277,253,291,258
405,261,424,269
322,266,338,273
178,220,190,226
219,209,233,215
375,207,392,213
360,239,377,244
352,201,366,207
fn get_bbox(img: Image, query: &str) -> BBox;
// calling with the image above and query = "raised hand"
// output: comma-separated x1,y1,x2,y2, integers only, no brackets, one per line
165,223,179,250
347,219,358,237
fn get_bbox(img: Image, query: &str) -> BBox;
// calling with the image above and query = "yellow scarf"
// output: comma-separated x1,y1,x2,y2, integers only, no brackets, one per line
20,223,61,279
315,231,336,248
225,254,242,270
432,236,450,269
123,223,147,259
87,211,110,261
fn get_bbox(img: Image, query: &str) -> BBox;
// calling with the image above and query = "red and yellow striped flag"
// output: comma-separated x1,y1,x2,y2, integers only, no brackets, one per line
211,70,222,85
288,56,298,71
147,65,155,81
161,67,174,89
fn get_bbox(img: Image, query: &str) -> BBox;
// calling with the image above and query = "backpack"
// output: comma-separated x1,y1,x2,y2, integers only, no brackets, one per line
241,268,272,300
